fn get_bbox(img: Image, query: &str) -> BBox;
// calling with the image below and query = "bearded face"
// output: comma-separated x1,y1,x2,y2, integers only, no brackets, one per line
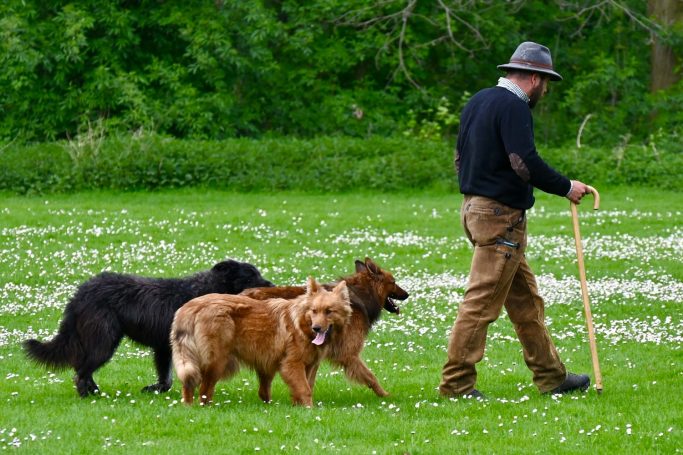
528,75,549,109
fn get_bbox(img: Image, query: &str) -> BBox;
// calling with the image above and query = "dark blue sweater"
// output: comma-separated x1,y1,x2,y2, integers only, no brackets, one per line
455,86,571,209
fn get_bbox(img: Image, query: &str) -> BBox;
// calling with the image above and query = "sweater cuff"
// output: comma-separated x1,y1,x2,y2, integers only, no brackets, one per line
565,180,573,197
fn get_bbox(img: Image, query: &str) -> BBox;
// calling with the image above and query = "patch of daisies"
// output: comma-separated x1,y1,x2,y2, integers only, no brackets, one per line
1,205,681,352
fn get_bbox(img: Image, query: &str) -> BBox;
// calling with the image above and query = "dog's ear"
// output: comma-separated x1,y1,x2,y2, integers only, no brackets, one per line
364,257,381,276
355,260,367,273
332,280,350,303
212,259,239,272
306,276,320,296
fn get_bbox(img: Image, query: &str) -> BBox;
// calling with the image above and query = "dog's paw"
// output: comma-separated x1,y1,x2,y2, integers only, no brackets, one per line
373,388,390,397
141,383,171,393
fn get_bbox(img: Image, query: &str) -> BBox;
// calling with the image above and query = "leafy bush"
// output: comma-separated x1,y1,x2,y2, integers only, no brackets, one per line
1,135,680,195
542,140,682,192
0,135,454,194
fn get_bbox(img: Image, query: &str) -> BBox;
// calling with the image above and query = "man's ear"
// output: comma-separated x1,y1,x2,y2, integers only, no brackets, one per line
530,72,539,86
531,72,546,88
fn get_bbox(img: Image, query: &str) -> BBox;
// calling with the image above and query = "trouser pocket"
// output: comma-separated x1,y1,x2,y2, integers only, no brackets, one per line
495,237,521,258
462,196,527,254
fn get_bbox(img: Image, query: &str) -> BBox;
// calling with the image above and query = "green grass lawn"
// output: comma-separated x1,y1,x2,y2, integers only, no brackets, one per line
1,187,680,453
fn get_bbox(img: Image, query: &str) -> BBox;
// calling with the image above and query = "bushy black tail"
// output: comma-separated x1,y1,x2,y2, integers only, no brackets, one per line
23,313,81,370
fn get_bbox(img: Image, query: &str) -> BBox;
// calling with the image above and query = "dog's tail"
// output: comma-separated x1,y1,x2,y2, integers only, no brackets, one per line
23,311,81,370
170,314,202,391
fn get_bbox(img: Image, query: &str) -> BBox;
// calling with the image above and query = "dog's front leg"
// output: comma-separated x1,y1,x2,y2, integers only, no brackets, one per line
257,371,275,403
280,361,313,407
306,362,320,390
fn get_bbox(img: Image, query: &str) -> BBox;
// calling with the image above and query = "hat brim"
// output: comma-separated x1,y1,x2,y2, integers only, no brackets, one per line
497,63,563,81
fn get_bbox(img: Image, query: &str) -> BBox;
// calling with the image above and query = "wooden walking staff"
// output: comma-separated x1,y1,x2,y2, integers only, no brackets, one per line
570,186,603,393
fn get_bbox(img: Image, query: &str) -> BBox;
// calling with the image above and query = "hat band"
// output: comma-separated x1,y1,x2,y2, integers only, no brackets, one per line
509,58,554,70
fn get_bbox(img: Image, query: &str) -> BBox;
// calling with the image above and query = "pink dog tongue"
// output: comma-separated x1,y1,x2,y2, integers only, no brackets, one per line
312,331,327,345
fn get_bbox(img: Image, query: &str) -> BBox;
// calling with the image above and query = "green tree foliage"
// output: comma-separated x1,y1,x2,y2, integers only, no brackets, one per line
0,1,680,147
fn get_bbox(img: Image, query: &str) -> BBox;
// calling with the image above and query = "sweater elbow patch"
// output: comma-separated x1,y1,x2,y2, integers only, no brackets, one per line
509,153,530,182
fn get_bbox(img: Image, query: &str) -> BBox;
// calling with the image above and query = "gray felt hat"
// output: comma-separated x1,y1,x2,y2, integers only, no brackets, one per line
497,41,563,81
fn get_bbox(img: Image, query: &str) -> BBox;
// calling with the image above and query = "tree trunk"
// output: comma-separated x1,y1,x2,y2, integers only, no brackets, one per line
649,0,683,92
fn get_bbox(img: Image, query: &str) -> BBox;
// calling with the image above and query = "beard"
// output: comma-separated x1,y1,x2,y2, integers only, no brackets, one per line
528,84,544,109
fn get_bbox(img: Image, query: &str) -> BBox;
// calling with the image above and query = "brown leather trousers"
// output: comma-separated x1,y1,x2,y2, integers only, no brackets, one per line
439,195,567,395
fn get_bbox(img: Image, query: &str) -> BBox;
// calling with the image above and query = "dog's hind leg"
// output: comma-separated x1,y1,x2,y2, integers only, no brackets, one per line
73,321,123,397
73,372,99,397
339,358,389,397
198,376,219,406
142,346,173,393
182,383,195,405
198,356,233,405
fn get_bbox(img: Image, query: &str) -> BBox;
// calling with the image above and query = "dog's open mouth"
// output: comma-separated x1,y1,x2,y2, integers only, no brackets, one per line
312,328,330,345
384,297,400,314
385,289,410,314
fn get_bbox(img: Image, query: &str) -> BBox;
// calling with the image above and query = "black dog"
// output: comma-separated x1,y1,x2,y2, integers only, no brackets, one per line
24,260,273,397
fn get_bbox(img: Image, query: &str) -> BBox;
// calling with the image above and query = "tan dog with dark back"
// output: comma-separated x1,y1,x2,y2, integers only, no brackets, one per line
241,257,409,397
171,277,351,406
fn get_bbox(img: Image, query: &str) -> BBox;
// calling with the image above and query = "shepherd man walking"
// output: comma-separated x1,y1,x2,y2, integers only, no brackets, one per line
439,42,592,399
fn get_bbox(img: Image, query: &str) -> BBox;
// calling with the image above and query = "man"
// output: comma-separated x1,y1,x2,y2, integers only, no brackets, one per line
439,42,591,399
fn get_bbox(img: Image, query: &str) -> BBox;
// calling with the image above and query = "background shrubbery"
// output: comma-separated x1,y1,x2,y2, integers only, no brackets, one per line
0,1,680,194
1,133,680,195
0,134,452,194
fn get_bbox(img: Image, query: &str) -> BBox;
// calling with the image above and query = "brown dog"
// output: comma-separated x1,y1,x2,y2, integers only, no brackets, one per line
171,277,351,406
241,257,409,397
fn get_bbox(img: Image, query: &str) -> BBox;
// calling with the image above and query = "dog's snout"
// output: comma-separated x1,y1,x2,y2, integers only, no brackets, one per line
312,325,322,333
393,288,409,300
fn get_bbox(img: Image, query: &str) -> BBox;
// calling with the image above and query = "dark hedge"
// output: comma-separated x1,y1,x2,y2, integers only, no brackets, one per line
1,136,680,195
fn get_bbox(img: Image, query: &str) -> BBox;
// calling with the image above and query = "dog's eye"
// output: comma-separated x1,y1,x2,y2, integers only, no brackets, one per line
325,309,332,315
